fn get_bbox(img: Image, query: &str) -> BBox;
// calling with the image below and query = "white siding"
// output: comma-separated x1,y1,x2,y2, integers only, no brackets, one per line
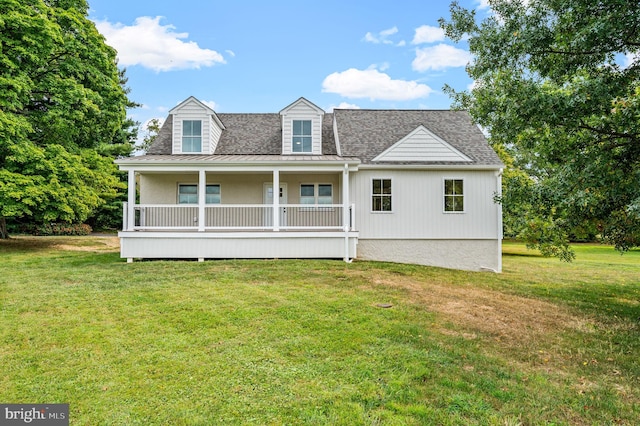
350,169,501,239
373,127,471,162
171,99,223,154
209,115,223,153
281,101,323,155
120,232,357,260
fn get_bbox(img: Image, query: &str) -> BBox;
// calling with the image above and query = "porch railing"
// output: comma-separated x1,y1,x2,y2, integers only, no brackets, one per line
123,203,355,231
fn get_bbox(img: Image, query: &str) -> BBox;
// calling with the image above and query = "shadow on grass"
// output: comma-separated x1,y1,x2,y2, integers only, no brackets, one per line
0,236,60,252
0,236,119,255
502,251,544,258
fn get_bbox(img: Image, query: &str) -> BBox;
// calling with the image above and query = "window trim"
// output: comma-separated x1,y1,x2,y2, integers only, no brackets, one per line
182,120,203,153
177,183,221,204
292,119,312,153
299,183,333,211
299,183,333,204
371,178,392,213
443,178,465,213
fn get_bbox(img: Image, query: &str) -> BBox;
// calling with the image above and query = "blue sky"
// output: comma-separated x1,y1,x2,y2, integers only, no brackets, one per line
89,0,489,131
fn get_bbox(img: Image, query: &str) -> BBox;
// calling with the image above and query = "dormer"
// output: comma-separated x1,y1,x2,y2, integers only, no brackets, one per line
279,97,324,155
170,96,225,155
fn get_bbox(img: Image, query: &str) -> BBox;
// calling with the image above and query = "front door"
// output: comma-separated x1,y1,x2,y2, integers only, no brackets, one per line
264,183,287,226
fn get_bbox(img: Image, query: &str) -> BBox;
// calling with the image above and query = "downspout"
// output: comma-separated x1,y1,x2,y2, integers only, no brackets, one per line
480,168,503,273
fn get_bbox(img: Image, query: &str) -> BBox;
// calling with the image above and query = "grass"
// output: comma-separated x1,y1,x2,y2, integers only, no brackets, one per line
1,236,638,425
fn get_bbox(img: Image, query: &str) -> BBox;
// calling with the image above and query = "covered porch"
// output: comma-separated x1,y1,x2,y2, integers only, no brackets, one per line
116,156,360,262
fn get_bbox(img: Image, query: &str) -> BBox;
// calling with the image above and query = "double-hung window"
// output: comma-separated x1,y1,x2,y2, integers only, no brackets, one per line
300,184,332,204
292,120,312,153
182,120,202,153
178,184,221,204
372,179,392,212
444,179,464,212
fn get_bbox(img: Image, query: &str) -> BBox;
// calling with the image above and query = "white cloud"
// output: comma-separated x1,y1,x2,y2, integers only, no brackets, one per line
94,16,226,72
374,62,391,72
412,44,472,71
412,25,445,44
225,50,236,57
477,0,491,9
143,117,165,129
363,26,402,46
380,27,398,37
623,52,639,69
327,102,361,112
322,68,434,101
201,100,218,110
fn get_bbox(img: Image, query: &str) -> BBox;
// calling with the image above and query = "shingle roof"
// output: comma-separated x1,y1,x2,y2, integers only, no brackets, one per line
334,109,502,166
149,113,337,156
147,115,173,155
145,107,501,167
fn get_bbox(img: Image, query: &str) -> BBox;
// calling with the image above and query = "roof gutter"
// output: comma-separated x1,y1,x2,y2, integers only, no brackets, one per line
357,163,504,171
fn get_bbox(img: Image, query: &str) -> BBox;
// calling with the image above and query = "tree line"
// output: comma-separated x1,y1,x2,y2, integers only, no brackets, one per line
441,0,639,259
2,0,638,258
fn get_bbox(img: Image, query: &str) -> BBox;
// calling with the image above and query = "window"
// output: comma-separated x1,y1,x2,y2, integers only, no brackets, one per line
178,184,221,204
372,179,392,212
178,184,198,204
292,120,312,153
444,179,464,212
300,184,333,204
206,184,221,204
182,120,202,153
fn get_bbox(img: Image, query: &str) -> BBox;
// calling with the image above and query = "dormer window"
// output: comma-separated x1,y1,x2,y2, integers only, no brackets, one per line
292,120,312,153
182,120,202,153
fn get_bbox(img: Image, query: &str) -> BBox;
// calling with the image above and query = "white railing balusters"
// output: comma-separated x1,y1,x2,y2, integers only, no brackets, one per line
127,204,354,231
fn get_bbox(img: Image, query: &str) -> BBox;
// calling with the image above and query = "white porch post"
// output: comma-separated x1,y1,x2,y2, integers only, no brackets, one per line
342,163,350,262
198,169,206,232
127,170,136,231
273,169,280,231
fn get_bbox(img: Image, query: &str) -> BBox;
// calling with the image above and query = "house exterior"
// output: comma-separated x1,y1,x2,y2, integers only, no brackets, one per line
116,96,504,271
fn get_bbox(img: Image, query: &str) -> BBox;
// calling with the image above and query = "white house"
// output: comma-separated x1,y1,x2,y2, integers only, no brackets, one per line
116,96,503,271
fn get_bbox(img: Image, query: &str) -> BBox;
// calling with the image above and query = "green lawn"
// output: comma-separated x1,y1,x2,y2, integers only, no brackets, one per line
1,237,638,425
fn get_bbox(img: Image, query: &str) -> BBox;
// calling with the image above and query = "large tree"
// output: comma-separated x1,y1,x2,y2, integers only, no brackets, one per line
440,0,640,260
0,0,133,237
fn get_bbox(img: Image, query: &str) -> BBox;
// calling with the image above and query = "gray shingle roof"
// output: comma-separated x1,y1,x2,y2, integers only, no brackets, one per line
145,107,501,167
147,115,173,155
334,109,502,165
149,113,337,156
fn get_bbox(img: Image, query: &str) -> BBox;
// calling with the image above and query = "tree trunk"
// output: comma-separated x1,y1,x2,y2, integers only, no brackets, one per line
0,217,8,239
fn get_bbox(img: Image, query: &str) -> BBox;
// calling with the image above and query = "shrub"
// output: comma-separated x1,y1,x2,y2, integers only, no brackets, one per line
26,223,93,236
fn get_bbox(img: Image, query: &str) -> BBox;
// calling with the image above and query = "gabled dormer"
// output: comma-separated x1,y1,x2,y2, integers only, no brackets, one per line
279,97,324,155
170,96,225,155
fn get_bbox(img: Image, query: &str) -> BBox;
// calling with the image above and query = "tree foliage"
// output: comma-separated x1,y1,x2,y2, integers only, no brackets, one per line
137,118,162,155
441,0,640,259
0,0,134,236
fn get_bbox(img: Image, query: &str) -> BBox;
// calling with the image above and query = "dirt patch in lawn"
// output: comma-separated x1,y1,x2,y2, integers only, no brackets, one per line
53,236,120,252
360,271,592,345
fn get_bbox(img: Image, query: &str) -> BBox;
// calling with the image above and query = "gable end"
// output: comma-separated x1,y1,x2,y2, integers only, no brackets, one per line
372,125,472,163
